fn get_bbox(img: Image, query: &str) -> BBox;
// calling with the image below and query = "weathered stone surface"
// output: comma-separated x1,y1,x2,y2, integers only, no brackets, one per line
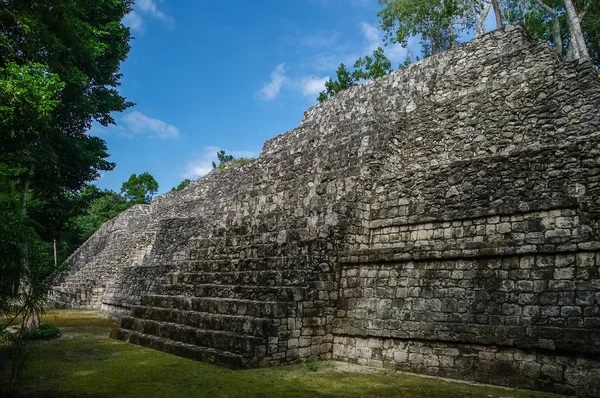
52,26,600,396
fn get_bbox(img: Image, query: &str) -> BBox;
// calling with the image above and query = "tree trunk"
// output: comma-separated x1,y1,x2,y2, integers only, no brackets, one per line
564,0,590,60
534,0,563,56
449,22,457,48
477,0,492,36
473,0,493,37
23,310,40,331
53,238,57,268
566,37,576,60
491,0,502,29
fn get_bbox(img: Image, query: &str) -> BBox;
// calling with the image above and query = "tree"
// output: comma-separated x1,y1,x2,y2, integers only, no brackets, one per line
171,179,192,192
212,150,235,169
353,47,393,80
70,188,129,244
580,0,600,66
491,0,504,28
466,0,494,36
211,150,254,170
318,63,357,102
121,173,159,205
502,0,596,63
377,0,467,56
0,0,133,362
0,168,53,397
317,47,395,102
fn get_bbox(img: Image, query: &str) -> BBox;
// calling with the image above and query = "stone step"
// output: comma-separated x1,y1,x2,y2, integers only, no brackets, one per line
52,285,93,293
178,259,307,273
120,317,264,356
161,283,307,301
170,270,308,287
110,328,250,369
140,295,291,318
130,306,272,337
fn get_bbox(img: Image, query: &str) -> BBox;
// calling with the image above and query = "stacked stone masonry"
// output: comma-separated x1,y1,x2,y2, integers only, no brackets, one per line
52,26,600,396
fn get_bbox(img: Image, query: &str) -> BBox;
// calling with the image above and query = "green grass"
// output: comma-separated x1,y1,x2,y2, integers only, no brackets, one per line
15,309,561,398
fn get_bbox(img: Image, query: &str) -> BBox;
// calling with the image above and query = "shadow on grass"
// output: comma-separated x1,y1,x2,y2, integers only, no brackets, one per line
18,310,563,398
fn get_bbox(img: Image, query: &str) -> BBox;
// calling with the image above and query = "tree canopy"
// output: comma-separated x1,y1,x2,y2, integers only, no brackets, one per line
121,172,159,205
318,0,597,103
377,0,467,56
172,179,192,192
0,0,134,366
502,0,597,63
317,47,394,102
212,150,254,169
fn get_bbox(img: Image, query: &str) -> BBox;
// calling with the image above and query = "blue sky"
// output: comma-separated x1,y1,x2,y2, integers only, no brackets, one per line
92,0,418,194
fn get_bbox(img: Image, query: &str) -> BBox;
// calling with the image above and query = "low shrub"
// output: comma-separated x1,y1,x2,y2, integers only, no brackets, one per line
23,324,60,341
306,359,319,372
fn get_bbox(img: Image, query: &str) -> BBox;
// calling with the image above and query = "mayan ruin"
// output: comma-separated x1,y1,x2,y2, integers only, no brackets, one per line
48,26,600,396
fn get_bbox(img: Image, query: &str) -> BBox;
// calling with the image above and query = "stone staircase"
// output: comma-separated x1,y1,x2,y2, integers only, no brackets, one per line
111,262,304,368
51,271,107,309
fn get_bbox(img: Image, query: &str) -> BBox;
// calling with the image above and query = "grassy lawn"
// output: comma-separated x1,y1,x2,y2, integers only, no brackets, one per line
14,309,561,398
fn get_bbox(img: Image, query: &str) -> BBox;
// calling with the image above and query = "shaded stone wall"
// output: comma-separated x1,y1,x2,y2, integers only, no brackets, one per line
51,26,600,396
333,253,600,395
51,204,156,313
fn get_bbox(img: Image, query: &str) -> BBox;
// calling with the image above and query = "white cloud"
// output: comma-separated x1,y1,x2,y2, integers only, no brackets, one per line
299,22,409,76
258,22,411,103
256,65,328,100
299,76,329,97
300,32,341,48
123,11,143,31
257,64,289,101
361,22,380,49
137,0,166,19
122,111,180,139
359,21,408,64
124,0,172,32
305,53,346,71
183,146,255,179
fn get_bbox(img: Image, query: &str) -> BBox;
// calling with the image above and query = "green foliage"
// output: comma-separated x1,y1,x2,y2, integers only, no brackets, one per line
212,150,254,170
72,189,129,242
316,0,597,106
584,4,600,67
171,179,192,192
120,173,159,205
318,48,394,102
501,0,598,67
378,0,466,56
212,150,235,169
229,158,255,167
320,63,357,101
0,0,134,297
0,0,134,131
0,174,53,397
0,62,65,135
0,2,133,392
0,166,54,320
353,47,393,81
23,324,61,341
306,359,319,372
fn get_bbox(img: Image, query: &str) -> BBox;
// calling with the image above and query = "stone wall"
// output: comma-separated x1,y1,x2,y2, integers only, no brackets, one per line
52,26,600,396
333,253,600,395
51,204,157,315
